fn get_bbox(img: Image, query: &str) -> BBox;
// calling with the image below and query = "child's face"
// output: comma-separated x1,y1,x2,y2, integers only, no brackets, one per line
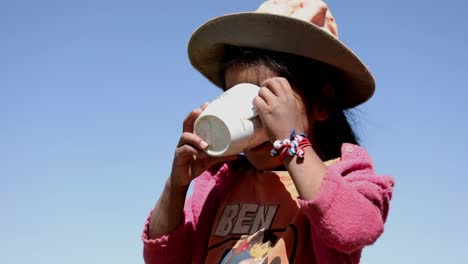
225,64,320,170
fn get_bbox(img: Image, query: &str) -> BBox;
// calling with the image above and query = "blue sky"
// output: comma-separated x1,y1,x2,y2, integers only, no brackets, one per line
1,0,467,263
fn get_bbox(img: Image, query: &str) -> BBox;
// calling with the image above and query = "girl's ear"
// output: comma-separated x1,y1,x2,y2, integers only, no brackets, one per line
313,83,335,121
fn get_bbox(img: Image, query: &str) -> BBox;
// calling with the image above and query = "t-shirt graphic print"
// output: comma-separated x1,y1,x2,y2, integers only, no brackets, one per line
205,170,316,264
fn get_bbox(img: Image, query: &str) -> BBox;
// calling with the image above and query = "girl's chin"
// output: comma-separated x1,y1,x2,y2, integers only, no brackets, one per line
249,161,284,171
244,143,283,170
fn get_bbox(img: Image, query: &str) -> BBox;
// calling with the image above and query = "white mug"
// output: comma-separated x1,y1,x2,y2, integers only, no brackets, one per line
194,83,268,157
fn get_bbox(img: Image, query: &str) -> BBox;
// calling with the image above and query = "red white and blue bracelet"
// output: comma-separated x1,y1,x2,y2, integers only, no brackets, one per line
270,129,312,161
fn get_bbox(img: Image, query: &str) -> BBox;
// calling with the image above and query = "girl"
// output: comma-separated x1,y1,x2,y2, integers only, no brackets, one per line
142,1,394,263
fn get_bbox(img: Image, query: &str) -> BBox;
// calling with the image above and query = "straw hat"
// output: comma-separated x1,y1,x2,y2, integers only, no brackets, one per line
188,0,375,108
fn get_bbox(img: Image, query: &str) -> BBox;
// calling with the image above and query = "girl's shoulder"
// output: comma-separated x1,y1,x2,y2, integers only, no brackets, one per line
324,143,375,168
340,143,373,162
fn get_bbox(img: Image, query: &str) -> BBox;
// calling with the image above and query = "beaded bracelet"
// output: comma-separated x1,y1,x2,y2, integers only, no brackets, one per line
270,129,312,161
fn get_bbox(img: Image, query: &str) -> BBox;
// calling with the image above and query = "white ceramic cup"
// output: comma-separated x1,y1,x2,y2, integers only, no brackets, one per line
194,83,268,157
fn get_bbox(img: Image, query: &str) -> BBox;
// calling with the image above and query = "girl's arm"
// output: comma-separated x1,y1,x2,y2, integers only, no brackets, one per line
284,143,394,254
282,145,327,201
142,165,234,264
148,179,190,238
142,181,194,263
142,104,236,263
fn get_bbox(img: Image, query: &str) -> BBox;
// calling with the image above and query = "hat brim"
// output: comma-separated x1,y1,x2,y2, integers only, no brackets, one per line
188,12,375,108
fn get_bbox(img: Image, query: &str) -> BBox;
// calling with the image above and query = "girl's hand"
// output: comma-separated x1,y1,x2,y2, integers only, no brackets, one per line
170,103,237,187
253,77,306,142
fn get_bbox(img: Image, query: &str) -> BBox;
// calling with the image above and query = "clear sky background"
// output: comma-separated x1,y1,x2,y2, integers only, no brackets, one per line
1,0,467,263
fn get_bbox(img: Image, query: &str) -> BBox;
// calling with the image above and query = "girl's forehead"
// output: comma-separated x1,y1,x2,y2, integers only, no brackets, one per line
224,64,279,90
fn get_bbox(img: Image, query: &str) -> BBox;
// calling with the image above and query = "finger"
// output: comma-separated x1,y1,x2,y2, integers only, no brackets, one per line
258,86,276,105
178,132,209,150
261,77,287,96
183,107,203,133
276,77,294,94
175,144,207,160
200,102,209,111
253,95,268,113
266,78,297,101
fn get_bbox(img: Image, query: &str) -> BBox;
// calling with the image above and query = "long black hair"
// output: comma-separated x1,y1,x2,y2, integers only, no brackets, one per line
220,47,359,161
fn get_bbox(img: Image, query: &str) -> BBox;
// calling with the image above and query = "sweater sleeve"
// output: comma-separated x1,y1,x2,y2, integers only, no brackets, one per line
142,196,195,264
298,143,395,254
141,161,233,264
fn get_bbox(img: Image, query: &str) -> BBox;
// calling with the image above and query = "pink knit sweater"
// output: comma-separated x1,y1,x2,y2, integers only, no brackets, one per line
142,144,394,263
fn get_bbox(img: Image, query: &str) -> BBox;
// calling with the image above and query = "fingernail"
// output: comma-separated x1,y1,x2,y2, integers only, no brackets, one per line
200,140,209,149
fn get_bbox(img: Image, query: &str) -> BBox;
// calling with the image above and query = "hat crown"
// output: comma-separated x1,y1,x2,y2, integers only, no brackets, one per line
187,0,375,108
256,0,338,38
